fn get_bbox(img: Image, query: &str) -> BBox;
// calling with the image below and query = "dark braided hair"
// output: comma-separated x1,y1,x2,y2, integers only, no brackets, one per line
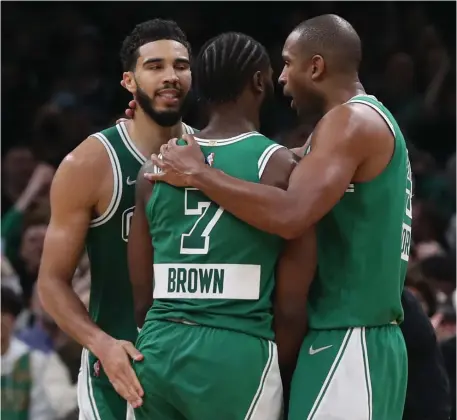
195,32,270,104
120,19,191,71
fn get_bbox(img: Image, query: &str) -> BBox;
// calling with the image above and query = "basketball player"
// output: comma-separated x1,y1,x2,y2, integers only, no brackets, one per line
128,32,316,420
147,15,410,420
37,19,196,419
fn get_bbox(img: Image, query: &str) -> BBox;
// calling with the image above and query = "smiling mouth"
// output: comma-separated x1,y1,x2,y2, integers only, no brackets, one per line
157,89,181,99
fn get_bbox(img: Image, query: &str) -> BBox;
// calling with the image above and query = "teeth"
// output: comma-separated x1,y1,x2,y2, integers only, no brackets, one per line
161,93,177,99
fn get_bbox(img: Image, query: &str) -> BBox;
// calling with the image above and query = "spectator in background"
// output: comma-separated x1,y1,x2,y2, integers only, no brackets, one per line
1,286,77,420
1,146,37,216
401,288,451,420
440,332,456,420
420,255,456,303
2,163,54,302
15,210,50,304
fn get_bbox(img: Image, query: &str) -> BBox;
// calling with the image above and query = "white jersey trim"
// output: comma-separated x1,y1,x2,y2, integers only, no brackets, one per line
90,133,123,228
347,96,396,138
182,122,196,134
194,131,259,146
258,144,285,179
77,349,102,420
117,122,147,164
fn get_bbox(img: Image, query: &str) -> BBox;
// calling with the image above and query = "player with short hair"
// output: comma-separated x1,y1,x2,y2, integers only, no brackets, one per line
128,32,316,420
37,19,196,419
148,15,410,420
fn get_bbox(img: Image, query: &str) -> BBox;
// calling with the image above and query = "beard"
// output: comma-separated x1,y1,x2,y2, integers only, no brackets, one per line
135,84,190,127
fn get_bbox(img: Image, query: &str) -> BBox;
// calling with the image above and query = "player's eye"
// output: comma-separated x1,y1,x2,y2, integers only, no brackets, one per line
175,63,190,71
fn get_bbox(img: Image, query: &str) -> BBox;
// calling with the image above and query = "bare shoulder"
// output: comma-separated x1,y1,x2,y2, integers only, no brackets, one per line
312,102,392,154
51,136,112,208
260,146,300,190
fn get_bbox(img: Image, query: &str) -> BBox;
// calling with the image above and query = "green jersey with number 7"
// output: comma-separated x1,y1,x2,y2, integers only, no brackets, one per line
144,132,285,341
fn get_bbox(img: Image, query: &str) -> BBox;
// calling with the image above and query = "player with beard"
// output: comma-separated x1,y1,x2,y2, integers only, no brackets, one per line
146,15,411,420
128,32,316,420
37,19,196,419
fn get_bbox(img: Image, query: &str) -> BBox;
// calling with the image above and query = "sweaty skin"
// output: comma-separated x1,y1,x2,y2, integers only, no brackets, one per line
145,102,395,239
129,146,316,403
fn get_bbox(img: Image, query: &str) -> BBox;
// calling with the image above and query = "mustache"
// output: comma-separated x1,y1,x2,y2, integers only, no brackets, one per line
154,84,183,97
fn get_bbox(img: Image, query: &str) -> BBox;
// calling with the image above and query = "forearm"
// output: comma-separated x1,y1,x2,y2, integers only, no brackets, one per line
38,279,109,355
132,280,153,328
274,313,307,414
274,314,307,375
190,167,296,238
134,293,152,328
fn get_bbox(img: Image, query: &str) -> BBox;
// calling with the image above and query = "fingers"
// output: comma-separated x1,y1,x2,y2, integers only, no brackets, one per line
129,100,137,109
106,354,144,407
122,341,144,362
181,134,197,146
160,143,169,157
144,155,166,182
125,109,134,118
111,370,144,408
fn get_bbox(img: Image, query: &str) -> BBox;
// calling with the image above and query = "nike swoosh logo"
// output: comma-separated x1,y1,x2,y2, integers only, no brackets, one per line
126,177,136,186
309,344,333,355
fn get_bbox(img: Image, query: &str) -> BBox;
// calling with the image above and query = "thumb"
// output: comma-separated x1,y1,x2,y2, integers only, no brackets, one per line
122,341,144,361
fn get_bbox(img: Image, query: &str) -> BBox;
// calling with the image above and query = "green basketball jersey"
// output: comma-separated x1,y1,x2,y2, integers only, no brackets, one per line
145,132,286,341
85,121,196,377
307,94,412,329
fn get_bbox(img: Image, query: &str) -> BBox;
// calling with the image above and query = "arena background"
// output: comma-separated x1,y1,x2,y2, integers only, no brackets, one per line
1,2,456,419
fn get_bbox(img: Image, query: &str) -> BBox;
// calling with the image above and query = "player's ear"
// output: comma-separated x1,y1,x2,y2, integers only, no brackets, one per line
310,55,325,81
252,71,264,94
123,72,137,94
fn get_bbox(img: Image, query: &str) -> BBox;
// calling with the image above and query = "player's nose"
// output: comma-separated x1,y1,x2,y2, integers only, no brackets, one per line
278,69,287,86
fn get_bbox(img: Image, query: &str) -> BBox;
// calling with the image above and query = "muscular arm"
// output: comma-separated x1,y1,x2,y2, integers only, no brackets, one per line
188,106,373,239
274,227,316,411
128,162,155,328
259,147,316,401
37,138,111,355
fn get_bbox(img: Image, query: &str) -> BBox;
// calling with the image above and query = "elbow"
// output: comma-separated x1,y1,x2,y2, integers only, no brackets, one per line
36,276,49,308
275,213,303,240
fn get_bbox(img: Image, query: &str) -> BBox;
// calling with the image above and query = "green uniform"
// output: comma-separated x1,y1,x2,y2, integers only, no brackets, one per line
289,95,410,420
78,121,196,420
1,353,31,420
134,132,285,420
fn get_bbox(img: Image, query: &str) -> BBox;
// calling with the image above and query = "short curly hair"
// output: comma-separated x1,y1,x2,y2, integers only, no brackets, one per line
120,19,191,71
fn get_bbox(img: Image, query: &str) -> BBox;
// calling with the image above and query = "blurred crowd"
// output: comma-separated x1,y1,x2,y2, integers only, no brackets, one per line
1,2,455,419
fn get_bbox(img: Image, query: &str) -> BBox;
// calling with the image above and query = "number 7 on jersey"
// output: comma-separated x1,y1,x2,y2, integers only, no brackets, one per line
180,188,224,255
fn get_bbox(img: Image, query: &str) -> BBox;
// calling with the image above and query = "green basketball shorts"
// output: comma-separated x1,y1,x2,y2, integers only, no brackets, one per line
133,320,283,420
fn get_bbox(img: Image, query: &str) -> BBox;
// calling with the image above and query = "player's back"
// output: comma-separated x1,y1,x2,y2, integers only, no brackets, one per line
146,132,285,340
307,94,412,329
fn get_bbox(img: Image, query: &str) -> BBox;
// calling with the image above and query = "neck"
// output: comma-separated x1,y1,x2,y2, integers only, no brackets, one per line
126,108,184,157
200,104,258,139
324,77,365,113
